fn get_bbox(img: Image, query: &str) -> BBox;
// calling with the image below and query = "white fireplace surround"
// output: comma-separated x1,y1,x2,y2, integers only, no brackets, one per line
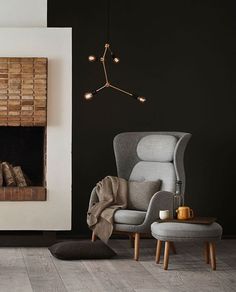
0,0,47,27
0,28,72,230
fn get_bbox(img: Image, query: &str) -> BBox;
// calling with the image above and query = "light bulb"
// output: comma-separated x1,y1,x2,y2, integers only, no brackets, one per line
137,96,146,103
111,53,120,63
113,57,120,63
88,55,96,62
84,92,93,100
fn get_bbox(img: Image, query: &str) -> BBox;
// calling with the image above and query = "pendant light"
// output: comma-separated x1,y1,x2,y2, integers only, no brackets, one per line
84,0,146,103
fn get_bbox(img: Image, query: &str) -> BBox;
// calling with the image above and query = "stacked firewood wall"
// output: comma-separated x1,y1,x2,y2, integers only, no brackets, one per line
0,57,47,126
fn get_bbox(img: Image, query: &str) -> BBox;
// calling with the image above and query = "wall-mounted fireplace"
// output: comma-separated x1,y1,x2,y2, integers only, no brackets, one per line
0,57,47,201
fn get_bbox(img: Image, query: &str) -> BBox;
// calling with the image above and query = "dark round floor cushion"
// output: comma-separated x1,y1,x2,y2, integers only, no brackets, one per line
49,240,117,260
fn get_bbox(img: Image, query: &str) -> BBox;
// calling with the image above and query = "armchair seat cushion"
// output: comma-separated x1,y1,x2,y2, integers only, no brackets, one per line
114,209,146,225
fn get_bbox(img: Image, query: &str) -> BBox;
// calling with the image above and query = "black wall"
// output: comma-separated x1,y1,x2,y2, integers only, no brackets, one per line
48,0,236,236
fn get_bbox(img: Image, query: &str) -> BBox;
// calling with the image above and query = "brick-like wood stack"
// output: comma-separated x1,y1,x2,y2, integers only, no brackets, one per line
0,161,46,201
0,57,47,126
0,187,46,201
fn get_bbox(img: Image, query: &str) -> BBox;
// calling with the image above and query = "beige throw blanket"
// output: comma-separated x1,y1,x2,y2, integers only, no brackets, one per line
87,176,128,242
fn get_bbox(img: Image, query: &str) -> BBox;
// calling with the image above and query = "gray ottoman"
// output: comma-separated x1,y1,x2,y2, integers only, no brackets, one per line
151,222,223,270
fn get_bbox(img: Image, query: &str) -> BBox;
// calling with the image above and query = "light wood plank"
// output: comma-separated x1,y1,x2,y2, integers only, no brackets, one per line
108,240,167,290
83,259,135,292
0,248,32,292
0,240,234,292
52,255,106,292
21,248,67,292
137,240,235,292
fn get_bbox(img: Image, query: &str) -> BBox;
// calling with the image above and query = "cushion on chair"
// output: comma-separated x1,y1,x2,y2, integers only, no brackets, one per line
137,135,177,162
128,179,161,211
114,209,146,225
151,222,223,242
49,240,117,260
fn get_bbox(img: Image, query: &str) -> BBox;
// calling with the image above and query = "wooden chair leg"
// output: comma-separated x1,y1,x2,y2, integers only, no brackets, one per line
155,240,162,263
91,231,97,242
209,242,216,270
134,233,140,261
170,242,177,254
129,234,134,248
204,242,210,264
164,241,170,270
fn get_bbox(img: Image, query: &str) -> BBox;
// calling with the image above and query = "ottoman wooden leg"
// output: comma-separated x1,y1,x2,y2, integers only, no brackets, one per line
155,240,162,263
204,242,210,264
170,242,177,254
209,242,216,270
164,241,170,270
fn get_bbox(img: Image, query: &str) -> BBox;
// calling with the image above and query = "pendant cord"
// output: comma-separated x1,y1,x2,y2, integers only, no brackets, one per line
106,0,111,43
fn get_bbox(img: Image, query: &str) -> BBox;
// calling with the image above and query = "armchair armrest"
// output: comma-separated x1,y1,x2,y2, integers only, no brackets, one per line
142,191,174,226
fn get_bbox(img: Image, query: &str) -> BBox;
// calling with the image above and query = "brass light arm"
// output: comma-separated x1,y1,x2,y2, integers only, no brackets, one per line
102,43,109,58
96,84,107,92
101,43,110,84
102,61,109,84
109,84,133,96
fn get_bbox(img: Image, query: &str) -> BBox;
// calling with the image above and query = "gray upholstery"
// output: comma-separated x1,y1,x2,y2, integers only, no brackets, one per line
89,132,191,235
114,210,146,225
137,135,177,162
114,191,174,233
128,180,161,211
113,132,191,196
151,222,223,242
130,162,176,192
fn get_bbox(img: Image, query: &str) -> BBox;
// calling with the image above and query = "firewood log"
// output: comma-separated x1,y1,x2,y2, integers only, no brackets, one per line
2,162,16,186
22,171,32,186
13,166,27,187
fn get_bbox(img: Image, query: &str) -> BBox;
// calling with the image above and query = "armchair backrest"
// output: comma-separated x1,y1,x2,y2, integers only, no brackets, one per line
113,132,191,195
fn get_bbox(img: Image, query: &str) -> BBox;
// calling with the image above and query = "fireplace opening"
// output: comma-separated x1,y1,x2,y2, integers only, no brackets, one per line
0,126,46,186
0,126,46,201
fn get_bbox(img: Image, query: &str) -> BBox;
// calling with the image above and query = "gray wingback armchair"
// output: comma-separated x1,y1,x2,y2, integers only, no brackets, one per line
88,132,191,260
